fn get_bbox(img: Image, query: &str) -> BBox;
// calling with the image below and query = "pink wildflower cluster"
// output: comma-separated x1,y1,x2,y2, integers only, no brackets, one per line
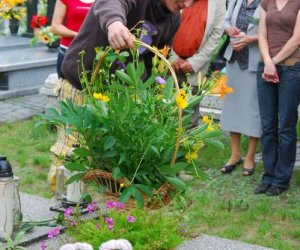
106,201,125,210
47,227,60,239
104,217,114,231
87,201,97,213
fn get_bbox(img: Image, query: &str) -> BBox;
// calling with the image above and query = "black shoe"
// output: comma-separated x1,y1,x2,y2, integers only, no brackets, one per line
266,186,287,196
254,183,271,195
221,158,243,174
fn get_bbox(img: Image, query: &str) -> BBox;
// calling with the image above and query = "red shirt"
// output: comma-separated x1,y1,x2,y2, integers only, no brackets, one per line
60,0,93,47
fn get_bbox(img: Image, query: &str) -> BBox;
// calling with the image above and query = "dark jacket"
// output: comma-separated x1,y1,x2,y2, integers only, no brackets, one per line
61,0,181,90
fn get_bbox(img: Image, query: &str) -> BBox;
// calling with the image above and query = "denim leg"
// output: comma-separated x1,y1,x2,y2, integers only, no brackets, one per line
273,63,300,188
257,63,278,185
57,47,67,77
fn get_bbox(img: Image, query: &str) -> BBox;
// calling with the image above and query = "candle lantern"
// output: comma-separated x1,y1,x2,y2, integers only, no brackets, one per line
0,156,22,240
55,157,85,205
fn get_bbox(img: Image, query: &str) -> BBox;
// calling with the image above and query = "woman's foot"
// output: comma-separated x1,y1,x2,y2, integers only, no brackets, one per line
221,158,243,174
242,159,255,176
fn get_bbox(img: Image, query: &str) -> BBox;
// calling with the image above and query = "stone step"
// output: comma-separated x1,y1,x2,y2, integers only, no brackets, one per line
0,43,57,93
0,35,43,51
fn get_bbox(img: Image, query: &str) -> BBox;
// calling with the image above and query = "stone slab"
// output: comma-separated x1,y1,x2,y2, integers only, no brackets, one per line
0,47,57,72
8,66,56,90
0,35,43,51
0,86,42,100
0,193,64,249
176,234,274,250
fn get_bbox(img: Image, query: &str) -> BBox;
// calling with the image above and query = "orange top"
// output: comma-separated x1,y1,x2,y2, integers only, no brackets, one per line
172,0,208,58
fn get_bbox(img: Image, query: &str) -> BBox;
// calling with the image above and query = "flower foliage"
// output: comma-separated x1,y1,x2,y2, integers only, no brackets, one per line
0,0,25,21
39,34,224,206
66,201,183,250
30,25,60,46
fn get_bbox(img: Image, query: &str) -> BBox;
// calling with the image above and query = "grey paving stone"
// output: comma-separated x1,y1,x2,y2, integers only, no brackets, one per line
176,234,274,250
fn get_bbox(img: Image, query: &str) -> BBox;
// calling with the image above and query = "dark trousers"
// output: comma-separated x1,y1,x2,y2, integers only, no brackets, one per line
257,62,300,189
57,47,67,77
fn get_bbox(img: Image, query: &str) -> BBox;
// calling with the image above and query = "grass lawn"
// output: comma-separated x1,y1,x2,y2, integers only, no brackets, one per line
0,118,299,249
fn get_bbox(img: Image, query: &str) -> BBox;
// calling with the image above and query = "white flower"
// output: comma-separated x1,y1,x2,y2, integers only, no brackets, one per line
60,242,93,250
99,239,133,250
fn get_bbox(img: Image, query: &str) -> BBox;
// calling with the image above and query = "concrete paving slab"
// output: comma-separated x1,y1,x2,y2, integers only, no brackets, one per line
176,234,274,250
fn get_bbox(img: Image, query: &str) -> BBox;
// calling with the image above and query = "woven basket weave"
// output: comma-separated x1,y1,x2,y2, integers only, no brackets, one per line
81,169,175,210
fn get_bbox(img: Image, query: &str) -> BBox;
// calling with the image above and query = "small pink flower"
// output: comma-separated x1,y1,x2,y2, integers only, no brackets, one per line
47,227,60,239
96,223,101,229
115,201,125,210
106,201,116,209
41,241,47,250
155,76,166,85
70,220,76,226
127,215,136,223
104,217,114,226
108,224,114,231
87,201,97,214
64,207,72,217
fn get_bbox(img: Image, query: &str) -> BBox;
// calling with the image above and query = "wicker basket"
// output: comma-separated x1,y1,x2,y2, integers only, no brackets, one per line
81,169,175,210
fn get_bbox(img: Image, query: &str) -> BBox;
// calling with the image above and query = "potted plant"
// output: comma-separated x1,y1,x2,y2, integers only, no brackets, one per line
0,0,25,35
38,41,224,208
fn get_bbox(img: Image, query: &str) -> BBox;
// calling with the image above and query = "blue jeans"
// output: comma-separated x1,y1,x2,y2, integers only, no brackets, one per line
257,62,300,189
57,47,67,77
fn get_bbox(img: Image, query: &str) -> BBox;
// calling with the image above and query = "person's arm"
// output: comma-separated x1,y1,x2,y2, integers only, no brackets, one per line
272,10,300,64
186,0,226,73
51,0,78,38
93,0,137,50
224,0,240,37
258,6,278,83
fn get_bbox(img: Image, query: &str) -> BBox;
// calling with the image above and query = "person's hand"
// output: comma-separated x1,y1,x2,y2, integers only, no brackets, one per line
262,59,279,83
231,33,250,51
172,58,185,73
225,26,240,37
107,21,135,50
179,60,194,74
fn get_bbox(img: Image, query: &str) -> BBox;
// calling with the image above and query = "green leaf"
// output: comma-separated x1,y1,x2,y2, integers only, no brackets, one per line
133,189,144,208
119,186,135,203
65,172,85,185
205,139,224,149
82,192,92,203
103,136,117,150
160,162,187,175
135,184,153,198
112,167,123,179
64,162,87,172
188,95,203,108
102,150,118,158
19,223,34,233
189,123,208,136
73,147,90,157
163,76,174,99
150,145,160,158
166,176,187,191
116,70,134,85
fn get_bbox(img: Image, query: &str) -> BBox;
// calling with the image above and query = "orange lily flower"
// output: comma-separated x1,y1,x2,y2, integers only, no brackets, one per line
211,75,234,99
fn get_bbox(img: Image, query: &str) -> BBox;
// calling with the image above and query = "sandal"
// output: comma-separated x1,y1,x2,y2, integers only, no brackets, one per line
242,167,255,176
221,158,243,174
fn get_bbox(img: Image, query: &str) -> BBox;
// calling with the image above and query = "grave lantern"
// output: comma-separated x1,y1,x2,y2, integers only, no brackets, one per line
0,156,21,240
55,146,86,206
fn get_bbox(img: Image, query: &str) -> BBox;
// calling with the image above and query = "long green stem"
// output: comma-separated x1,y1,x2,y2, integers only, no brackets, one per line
130,144,150,184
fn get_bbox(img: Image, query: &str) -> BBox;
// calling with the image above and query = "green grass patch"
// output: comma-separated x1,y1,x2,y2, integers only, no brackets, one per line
0,117,56,198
